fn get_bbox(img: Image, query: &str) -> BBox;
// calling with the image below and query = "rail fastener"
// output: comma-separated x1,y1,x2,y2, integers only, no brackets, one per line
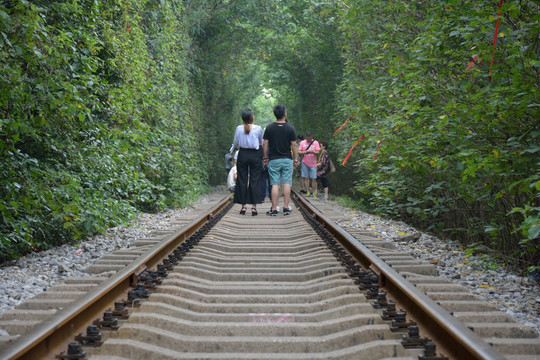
419,342,449,360
74,325,102,347
111,301,130,319
92,310,119,330
401,324,429,348
391,311,417,332
382,301,398,320
55,342,86,360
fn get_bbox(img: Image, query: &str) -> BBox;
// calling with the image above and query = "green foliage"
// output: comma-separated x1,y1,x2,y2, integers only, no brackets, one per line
333,0,539,268
335,195,365,211
252,92,277,129
183,0,345,185
1,0,537,273
259,1,344,138
0,0,208,260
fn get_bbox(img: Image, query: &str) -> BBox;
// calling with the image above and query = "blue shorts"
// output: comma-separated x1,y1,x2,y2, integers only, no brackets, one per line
268,158,293,186
301,162,317,179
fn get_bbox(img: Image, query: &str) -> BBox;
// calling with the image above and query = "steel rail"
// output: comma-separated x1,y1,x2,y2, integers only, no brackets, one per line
2,193,233,360
293,190,506,360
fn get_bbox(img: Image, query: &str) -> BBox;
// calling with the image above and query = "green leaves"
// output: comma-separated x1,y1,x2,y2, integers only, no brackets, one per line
0,0,209,260
334,0,539,269
1,0,537,272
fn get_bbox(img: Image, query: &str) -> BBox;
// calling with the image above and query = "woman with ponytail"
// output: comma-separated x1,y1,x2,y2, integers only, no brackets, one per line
230,109,264,215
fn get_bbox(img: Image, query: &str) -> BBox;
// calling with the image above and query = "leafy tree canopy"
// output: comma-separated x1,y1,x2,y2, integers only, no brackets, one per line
0,0,538,272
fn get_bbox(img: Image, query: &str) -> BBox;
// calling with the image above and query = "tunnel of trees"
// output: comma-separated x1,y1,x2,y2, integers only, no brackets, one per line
0,0,538,273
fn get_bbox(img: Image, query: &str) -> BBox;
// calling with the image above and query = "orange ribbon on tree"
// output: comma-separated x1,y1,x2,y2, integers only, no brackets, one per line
489,0,504,81
332,114,354,137
466,0,504,81
372,140,382,160
341,135,365,166
467,55,481,70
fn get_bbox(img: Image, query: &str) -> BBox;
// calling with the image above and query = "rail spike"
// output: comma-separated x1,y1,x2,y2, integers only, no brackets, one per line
98,310,120,330
133,284,150,298
123,290,142,308
74,324,103,347
372,290,388,309
382,301,398,320
390,311,416,332
56,342,87,360
112,301,130,319
157,263,168,277
418,341,449,360
401,325,429,348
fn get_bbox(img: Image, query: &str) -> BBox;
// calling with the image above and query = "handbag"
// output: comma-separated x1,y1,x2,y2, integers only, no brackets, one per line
329,158,336,173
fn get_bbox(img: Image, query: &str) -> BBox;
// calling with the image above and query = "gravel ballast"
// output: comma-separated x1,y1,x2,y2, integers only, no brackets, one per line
1,190,538,336
0,190,224,316
327,200,540,334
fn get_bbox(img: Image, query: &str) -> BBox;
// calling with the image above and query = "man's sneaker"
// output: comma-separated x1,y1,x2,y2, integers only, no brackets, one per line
305,192,311,197
266,209,278,216
283,207,291,216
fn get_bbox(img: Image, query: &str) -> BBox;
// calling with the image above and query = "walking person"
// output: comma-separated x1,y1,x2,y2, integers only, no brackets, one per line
298,131,320,197
317,141,331,200
231,109,264,215
263,104,299,216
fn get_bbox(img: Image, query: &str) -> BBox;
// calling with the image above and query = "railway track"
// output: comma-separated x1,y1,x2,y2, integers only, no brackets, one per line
0,190,538,359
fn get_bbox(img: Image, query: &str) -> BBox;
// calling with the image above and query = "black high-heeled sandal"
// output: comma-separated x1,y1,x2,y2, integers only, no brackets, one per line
239,207,247,215
251,208,258,216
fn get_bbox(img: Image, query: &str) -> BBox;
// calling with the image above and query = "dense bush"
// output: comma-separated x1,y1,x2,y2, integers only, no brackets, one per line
333,1,539,270
0,0,208,260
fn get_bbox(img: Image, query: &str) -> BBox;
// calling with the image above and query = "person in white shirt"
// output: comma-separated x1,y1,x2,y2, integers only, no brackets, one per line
230,109,264,215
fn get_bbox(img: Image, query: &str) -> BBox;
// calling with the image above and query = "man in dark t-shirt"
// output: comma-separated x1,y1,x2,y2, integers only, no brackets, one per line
263,104,299,216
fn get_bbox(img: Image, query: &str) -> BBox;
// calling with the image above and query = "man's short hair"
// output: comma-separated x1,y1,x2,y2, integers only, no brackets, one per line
273,104,286,120
305,131,313,138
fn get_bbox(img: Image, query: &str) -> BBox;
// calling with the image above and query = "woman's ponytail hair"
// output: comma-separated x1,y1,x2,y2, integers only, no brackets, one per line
242,109,254,134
